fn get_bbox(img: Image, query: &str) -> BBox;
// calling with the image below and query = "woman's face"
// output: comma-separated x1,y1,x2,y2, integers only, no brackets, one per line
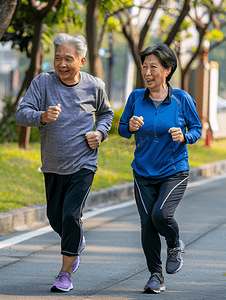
141,54,171,91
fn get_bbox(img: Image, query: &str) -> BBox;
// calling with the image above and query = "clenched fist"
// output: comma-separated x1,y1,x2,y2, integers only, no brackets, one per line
41,104,61,124
129,116,144,132
85,131,103,149
168,127,185,143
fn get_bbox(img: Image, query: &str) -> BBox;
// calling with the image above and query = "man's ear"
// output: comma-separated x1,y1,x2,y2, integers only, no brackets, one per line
81,57,86,66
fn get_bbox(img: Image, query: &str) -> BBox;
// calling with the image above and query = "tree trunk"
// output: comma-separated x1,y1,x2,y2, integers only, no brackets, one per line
181,68,190,92
86,0,104,80
18,20,44,149
0,0,17,39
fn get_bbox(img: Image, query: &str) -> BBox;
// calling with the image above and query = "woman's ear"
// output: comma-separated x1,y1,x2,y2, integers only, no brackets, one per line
166,67,172,77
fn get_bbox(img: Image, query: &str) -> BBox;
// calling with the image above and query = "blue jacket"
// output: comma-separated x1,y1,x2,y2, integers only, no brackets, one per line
118,84,202,178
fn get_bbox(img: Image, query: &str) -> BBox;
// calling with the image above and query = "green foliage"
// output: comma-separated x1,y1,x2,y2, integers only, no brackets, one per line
98,0,132,20
0,95,40,143
0,143,44,212
106,17,121,32
206,29,224,43
1,0,34,57
0,96,18,143
43,0,85,53
159,14,175,41
30,127,40,143
108,107,124,135
1,0,85,57
97,0,132,33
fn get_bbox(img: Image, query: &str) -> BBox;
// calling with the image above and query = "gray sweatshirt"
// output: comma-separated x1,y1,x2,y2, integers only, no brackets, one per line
16,71,114,175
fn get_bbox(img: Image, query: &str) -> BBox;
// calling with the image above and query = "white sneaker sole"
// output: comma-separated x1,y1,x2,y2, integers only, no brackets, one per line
51,283,73,292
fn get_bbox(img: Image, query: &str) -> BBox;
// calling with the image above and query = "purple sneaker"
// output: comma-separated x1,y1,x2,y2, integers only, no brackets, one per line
51,271,73,292
71,256,80,274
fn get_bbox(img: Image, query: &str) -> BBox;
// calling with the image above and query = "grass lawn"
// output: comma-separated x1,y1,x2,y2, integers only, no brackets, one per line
0,136,226,212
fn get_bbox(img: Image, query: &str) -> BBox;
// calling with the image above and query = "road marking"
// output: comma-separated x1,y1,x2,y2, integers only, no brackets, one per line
0,173,226,250
0,226,53,250
0,200,135,250
187,172,226,187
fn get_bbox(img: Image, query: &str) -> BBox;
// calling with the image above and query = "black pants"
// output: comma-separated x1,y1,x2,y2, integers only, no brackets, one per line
44,169,94,256
133,170,189,274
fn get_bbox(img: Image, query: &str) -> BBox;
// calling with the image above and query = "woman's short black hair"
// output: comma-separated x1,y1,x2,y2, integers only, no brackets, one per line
140,43,177,82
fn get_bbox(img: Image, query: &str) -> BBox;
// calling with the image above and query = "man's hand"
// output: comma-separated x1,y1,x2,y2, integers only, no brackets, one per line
129,116,144,132
41,104,61,124
85,131,104,149
168,127,185,143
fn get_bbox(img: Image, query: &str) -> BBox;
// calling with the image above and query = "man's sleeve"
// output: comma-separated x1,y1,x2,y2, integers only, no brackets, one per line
16,77,45,128
95,83,114,141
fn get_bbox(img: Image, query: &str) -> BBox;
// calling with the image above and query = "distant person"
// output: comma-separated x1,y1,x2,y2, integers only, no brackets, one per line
16,33,114,292
118,43,202,294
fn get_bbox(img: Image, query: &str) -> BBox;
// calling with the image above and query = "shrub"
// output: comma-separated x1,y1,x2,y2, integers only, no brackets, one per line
0,95,40,143
0,95,19,143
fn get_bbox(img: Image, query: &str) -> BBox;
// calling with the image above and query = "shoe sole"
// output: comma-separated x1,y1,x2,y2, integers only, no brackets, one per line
51,283,73,292
143,284,166,294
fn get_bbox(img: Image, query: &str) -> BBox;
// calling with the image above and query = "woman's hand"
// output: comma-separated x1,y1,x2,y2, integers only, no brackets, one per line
129,116,144,132
168,127,185,143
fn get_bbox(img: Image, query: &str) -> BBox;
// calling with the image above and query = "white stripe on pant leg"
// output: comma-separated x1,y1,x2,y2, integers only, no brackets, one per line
79,185,92,216
134,177,149,215
159,176,189,210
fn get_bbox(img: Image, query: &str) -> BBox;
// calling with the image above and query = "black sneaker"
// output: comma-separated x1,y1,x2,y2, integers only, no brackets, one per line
166,240,185,274
143,273,165,294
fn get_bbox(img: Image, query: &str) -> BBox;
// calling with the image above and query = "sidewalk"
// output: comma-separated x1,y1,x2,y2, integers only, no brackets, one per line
0,160,226,235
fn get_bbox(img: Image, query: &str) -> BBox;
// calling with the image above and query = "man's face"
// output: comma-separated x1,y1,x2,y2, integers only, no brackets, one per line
54,44,86,85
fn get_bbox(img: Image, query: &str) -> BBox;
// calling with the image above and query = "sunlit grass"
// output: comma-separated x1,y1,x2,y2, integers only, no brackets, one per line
0,136,225,212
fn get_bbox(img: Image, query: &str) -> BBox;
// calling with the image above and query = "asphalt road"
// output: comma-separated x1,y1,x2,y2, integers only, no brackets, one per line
0,174,226,300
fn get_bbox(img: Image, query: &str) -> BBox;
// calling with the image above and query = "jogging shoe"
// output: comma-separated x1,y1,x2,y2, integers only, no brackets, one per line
166,239,185,274
51,271,73,292
143,273,165,294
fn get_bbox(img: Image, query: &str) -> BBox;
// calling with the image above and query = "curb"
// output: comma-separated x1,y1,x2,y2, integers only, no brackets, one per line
1,160,226,235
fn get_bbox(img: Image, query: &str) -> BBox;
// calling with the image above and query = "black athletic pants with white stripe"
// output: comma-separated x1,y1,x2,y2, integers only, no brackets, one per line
44,168,94,257
133,170,189,275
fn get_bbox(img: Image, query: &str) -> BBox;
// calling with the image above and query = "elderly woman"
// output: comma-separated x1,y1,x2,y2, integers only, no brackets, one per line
118,43,202,294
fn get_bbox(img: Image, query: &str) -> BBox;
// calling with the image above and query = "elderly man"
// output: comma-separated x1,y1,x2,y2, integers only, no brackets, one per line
16,33,114,292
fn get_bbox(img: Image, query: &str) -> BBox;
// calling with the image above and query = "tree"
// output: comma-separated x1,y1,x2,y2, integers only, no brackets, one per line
86,0,104,79
0,0,84,148
100,0,191,88
162,0,226,91
85,0,133,79
0,0,18,40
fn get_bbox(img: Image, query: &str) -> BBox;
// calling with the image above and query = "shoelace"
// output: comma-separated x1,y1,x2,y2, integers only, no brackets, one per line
167,247,181,262
55,272,70,281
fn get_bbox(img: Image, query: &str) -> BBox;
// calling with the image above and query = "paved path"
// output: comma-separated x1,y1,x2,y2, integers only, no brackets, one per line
0,174,226,299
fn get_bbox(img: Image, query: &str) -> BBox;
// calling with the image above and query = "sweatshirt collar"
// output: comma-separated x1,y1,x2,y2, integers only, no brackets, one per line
144,82,173,103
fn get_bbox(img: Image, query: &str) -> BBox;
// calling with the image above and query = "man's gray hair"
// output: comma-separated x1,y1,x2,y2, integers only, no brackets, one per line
53,33,87,58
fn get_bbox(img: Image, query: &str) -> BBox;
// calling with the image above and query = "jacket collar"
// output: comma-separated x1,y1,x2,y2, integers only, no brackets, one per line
143,82,173,104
